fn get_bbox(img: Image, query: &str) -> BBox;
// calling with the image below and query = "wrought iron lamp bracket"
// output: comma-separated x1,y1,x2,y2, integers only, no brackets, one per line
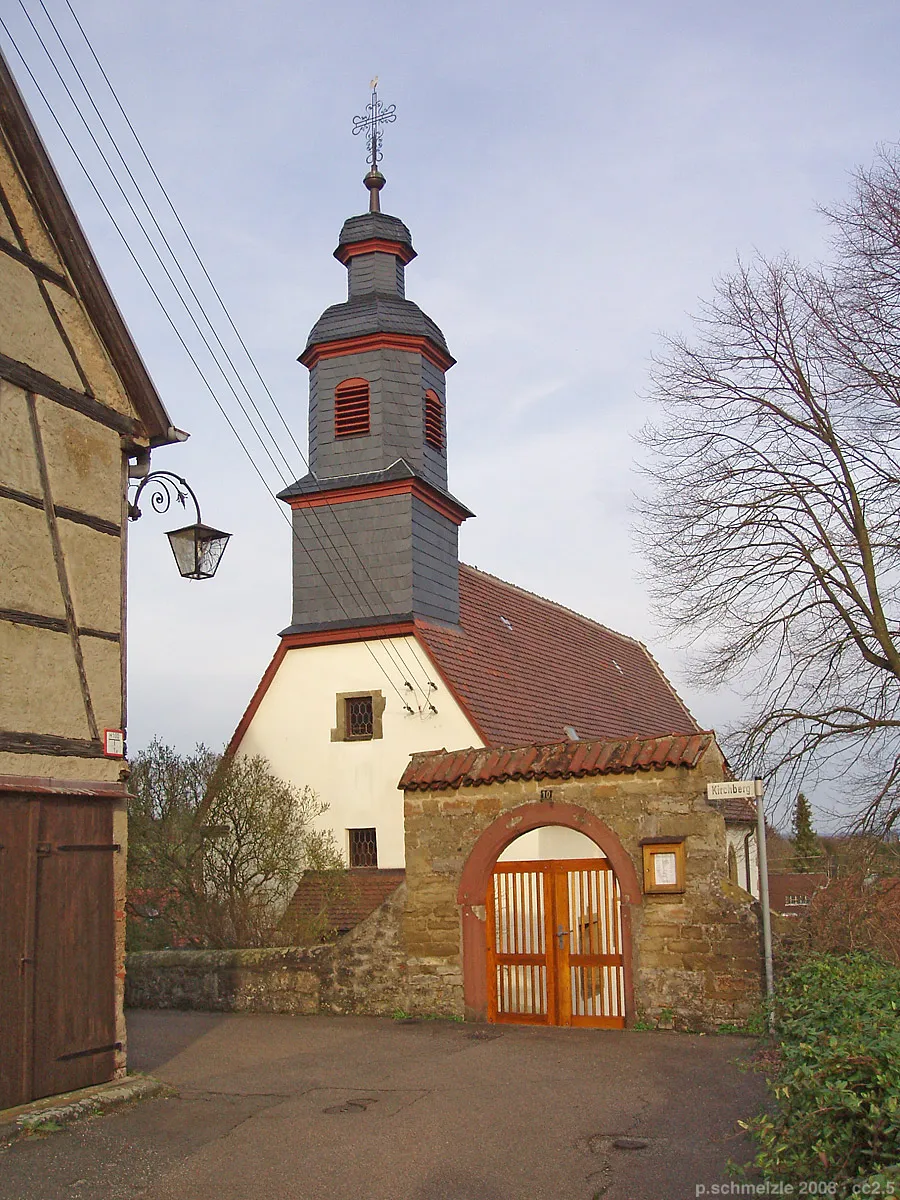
127,470,202,525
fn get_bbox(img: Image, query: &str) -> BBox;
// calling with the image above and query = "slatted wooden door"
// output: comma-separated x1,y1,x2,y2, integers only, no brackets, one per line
486,857,625,1028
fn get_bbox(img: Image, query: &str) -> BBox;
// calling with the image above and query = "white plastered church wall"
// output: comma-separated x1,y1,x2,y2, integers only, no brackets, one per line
235,634,484,868
726,823,759,897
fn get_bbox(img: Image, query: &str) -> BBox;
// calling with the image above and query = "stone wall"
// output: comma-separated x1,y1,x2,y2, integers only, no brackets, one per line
403,749,763,1031
126,883,460,1018
125,947,322,1015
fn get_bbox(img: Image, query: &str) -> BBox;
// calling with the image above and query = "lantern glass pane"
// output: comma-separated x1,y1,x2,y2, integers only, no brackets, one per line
166,523,231,579
196,531,230,579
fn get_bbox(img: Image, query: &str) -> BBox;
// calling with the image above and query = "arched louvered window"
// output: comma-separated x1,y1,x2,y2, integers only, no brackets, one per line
334,378,370,438
424,389,444,451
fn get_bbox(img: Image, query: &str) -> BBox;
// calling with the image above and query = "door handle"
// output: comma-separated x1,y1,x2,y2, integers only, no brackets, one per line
556,926,572,949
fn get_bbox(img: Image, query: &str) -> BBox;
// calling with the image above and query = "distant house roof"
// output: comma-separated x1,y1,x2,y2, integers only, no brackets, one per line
417,565,700,747
279,868,405,940
708,796,756,824
399,731,716,792
767,872,829,914
0,49,176,448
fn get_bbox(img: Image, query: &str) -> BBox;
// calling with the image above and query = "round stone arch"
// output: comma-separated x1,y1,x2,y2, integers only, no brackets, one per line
456,800,642,1024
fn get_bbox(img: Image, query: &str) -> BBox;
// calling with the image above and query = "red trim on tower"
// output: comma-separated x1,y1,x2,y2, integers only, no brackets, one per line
281,621,416,650
284,477,471,527
299,332,455,373
334,238,417,266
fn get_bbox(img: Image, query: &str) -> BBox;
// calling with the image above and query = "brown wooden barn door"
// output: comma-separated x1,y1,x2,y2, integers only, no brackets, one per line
487,857,625,1029
0,798,39,1109
0,796,119,1108
32,800,118,1099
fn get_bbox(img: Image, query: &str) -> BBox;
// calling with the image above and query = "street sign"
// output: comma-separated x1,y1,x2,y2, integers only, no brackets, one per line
707,781,757,800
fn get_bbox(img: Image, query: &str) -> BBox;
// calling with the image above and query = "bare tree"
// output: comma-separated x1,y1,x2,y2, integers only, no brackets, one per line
127,741,345,948
638,145,900,834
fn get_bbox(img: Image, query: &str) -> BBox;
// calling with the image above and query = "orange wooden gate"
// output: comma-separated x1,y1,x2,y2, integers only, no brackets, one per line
486,857,625,1028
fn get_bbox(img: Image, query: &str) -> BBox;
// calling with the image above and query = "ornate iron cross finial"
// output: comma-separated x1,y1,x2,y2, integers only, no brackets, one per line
352,78,396,212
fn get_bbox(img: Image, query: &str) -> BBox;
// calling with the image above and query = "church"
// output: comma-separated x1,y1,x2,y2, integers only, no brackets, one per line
221,102,763,1029
228,148,711,873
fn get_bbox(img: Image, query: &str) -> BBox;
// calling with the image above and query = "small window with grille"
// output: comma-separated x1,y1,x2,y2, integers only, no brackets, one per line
331,690,385,742
349,827,378,868
345,695,374,740
335,378,370,438
424,389,444,450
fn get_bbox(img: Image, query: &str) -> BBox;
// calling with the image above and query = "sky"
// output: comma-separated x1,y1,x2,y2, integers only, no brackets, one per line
3,0,900,830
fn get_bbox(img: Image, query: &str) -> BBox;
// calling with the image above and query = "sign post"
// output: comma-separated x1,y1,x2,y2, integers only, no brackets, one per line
707,778,775,1029
754,777,775,1030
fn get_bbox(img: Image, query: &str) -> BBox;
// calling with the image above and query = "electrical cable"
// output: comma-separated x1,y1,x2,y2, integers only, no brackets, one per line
10,4,438,705
0,18,418,712
17,0,298,486
49,0,442,706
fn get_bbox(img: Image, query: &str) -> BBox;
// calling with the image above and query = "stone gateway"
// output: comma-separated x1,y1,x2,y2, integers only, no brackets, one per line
399,733,763,1031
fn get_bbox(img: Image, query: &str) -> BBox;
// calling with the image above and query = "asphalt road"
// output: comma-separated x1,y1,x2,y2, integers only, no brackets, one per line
0,1011,766,1200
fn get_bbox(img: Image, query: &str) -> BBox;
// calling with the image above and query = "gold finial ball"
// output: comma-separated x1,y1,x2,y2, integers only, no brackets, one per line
364,168,386,212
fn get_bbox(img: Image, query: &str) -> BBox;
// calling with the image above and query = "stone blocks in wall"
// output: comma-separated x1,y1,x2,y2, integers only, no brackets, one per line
125,948,321,1015
125,883,463,1020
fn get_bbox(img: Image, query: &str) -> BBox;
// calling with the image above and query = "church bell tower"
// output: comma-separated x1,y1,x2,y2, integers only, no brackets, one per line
278,85,472,635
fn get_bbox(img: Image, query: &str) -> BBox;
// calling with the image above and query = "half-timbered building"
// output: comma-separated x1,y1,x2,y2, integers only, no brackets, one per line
0,50,179,1108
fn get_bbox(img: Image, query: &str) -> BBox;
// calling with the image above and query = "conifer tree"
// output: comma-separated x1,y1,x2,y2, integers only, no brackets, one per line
792,791,822,872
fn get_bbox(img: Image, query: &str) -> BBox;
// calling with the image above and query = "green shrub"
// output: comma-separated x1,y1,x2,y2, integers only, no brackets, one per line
741,953,900,1196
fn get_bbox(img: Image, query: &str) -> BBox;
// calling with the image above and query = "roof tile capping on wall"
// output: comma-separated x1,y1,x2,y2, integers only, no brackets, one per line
399,732,715,792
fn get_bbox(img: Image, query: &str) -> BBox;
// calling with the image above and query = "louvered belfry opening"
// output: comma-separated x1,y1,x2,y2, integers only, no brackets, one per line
424,389,444,450
334,378,370,438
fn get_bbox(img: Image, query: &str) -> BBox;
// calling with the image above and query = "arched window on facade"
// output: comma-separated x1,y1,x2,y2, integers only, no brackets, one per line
334,378,370,438
424,389,444,451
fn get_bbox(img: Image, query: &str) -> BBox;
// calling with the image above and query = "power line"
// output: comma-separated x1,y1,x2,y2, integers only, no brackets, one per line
39,0,439,705
0,18,420,712
17,0,297,486
7,6,439,706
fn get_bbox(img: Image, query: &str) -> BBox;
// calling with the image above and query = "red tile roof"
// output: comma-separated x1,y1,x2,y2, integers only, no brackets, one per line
399,732,715,792
767,872,828,914
416,565,699,747
279,868,405,940
708,796,757,823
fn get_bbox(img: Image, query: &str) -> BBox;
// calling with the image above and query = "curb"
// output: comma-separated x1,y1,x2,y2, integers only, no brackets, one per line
0,1076,171,1146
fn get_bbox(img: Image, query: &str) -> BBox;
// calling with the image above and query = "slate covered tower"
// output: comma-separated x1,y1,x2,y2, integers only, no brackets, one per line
278,181,473,635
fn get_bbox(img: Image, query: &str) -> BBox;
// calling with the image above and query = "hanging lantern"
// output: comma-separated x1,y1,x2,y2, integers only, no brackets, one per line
129,471,231,581
166,522,231,580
